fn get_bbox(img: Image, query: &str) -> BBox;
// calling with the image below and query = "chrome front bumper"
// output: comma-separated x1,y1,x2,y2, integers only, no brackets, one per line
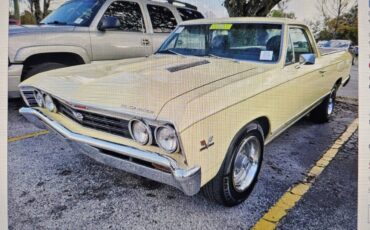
19,107,201,196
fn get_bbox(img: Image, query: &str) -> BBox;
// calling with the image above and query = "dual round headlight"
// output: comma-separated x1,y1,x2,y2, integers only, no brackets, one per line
129,120,179,153
33,90,57,113
129,120,152,145
155,126,179,153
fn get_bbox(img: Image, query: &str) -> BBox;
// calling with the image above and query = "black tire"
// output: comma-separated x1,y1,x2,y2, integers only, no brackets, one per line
202,124,264,207
22,62,67,81
310,86,337,123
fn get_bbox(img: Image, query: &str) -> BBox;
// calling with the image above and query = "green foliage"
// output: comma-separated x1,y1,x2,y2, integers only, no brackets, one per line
316,4,358,44
223,0,283,17
21,10,37,25
269,9,296,19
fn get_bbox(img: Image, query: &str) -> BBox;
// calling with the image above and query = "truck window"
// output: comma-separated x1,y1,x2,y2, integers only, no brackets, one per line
41,0,103,26
176,8,204,21
103,1,145,32
286,34,295,65
147,4,177,33
289,28,314,62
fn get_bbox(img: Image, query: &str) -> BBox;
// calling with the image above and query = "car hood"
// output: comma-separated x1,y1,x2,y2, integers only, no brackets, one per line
21,55,269,119
9,25,76,35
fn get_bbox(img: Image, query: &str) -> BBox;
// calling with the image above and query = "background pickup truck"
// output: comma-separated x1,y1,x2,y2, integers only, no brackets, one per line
8,0,204,97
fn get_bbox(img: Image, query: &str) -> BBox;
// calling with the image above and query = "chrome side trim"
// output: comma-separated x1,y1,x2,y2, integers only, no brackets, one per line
19,107,201,196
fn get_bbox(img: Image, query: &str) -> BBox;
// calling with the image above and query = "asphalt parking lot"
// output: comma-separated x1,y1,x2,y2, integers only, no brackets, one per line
8,67,358,230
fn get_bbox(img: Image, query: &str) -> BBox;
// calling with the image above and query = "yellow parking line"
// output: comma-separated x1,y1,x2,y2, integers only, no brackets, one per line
252,119,358,230
8,130,49,143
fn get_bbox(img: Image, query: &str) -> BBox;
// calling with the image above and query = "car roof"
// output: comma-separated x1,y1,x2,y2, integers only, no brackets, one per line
180,17,304,26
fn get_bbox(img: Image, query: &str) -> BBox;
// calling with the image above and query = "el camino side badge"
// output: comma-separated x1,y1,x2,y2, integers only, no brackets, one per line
200,136,215,151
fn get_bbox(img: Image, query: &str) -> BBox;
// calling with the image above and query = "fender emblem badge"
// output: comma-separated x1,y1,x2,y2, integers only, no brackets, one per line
200,136,214,151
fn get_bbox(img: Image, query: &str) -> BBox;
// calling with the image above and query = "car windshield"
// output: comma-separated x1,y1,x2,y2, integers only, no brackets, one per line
41,0,103,26
157,23,283,63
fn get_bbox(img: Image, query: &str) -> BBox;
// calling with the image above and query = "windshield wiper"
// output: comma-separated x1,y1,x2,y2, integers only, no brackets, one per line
208,54,240,63
166,49,187,58
46,21,68,25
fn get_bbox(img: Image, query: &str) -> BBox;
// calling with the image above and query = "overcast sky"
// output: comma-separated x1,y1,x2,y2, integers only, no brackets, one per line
18,0,357,22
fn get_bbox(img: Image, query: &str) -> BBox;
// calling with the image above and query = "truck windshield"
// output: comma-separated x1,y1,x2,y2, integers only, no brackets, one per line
41,0,103,26
157,23,283,63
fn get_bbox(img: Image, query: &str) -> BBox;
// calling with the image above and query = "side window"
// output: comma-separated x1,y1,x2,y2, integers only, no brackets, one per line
177,8,204,21
103,1,145,32
289,28,314,62
147,4,177,33
175,26,206,49
286,34,295,64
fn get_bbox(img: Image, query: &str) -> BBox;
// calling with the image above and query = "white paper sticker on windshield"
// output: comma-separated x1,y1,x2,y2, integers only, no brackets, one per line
74,18,83,24
260,51,274,61
175,27,185,34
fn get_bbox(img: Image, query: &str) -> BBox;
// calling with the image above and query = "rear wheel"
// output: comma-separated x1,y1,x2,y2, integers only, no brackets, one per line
310,86,337,123
202,125,264,206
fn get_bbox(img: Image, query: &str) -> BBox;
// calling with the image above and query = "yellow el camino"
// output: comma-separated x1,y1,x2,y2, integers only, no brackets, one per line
19,18,352,206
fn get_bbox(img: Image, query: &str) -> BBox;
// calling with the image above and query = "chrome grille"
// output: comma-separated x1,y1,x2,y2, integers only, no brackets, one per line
56,101,132,139
21,88,38,107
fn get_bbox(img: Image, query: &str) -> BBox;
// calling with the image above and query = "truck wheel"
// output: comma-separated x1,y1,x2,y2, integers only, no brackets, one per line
310,86,337,123
202,126,264,206
22,62,67,81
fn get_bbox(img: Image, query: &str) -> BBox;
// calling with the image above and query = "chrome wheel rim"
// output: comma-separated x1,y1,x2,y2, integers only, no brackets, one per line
327,91,335,115
232,136,261,192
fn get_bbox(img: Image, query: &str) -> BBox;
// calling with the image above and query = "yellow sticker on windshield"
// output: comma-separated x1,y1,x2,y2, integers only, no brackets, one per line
210,24,233,30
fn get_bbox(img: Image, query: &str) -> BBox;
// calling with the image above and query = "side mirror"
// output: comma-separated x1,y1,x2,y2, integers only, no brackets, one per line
98,16,121,31
299,53,316,65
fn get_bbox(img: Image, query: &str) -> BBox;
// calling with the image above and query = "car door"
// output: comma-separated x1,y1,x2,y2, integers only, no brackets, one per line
145,3,179,52
90,0,152,61
282,26,326,112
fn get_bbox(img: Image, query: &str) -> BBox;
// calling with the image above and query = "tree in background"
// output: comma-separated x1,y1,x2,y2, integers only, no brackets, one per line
269,0,295,19
21,10,37,24
311,2,358,44
28,0,52,23
323,4,358,43
316,0,354,39
223,0,285,17
13,0,20,20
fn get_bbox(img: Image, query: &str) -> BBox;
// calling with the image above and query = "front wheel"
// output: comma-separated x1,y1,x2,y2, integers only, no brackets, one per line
310,86,337,123
202,127,264,206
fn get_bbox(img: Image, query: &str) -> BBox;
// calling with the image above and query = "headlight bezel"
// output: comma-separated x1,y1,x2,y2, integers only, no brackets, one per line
154,125,180,154
128,119,153,146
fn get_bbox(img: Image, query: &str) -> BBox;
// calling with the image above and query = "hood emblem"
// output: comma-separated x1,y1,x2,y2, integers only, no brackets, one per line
72,111,84,122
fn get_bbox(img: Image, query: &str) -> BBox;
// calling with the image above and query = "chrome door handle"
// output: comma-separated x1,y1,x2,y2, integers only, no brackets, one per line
142,39,150,46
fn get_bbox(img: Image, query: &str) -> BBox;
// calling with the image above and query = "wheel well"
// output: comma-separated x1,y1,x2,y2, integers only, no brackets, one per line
254,117,270,139
335,78,342,88
22,52,85,77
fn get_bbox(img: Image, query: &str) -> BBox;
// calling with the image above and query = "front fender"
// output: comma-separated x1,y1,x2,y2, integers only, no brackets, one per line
14,45,91,64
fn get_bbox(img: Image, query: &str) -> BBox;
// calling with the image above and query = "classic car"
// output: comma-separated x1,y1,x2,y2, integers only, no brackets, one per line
19,18,352,206
8,0,203,97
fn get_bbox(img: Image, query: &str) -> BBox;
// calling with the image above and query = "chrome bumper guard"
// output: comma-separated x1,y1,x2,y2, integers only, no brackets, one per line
19,107,201,196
